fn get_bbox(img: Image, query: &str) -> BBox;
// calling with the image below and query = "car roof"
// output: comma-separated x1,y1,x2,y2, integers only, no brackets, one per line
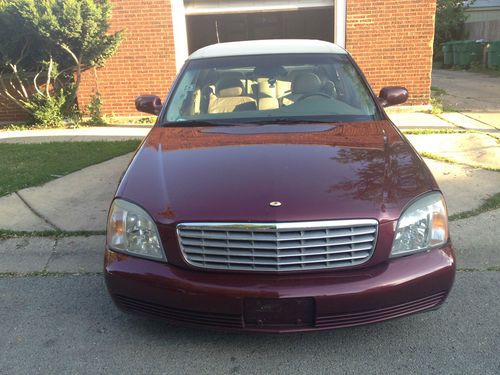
188,39,347,60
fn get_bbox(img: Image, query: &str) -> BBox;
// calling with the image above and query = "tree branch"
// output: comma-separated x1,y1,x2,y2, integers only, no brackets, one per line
60,44,82,106
8,64,29,100
0,76,32,114
33,71,44,96
46,56,53,97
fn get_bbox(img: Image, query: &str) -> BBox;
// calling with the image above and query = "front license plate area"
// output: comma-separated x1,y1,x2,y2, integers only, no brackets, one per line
244,298,315,328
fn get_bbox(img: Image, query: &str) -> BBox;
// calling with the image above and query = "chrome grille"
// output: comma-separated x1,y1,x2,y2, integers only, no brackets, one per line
177,220,378,272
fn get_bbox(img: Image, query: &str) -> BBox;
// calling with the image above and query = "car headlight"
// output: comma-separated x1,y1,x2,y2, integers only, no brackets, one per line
391,192,448,257
106,199,166,261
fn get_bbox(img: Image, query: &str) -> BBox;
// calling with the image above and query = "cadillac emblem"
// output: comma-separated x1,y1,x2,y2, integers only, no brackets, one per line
269,201,282,207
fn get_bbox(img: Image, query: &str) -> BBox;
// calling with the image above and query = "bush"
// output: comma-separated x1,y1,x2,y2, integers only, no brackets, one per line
0,0,122,127
23,90,66,128
434,0,475,61
86,91,106,126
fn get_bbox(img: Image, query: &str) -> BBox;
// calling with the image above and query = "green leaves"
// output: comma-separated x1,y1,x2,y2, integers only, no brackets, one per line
434,0,476,59
0,0,122,123
1,0,122,70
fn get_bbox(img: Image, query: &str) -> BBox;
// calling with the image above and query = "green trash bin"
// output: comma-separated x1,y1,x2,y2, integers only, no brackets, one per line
488,41,500,69
455,41,468,66
451,41,461,66
443,42,453,66
463,40,482,66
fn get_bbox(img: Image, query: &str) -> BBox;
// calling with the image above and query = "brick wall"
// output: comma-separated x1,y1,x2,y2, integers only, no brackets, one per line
346,0,437,105
0,96,29,122
78,0,177,116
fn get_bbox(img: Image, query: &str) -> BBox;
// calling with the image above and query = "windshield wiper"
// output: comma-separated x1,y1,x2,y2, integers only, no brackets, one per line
157,120,242,127
251,118,337,124
157,118,338,127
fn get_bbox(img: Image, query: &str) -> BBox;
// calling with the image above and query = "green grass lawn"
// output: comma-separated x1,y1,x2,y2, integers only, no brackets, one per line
0,140,140,197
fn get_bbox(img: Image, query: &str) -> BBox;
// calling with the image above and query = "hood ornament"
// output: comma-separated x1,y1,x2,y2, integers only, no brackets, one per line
269,201,282,207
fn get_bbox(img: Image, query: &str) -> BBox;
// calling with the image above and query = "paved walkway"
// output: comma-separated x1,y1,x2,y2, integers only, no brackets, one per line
0,125,151,143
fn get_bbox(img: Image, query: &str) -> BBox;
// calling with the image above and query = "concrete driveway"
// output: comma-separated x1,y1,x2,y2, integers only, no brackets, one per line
432,69,500,130
432,69,500,112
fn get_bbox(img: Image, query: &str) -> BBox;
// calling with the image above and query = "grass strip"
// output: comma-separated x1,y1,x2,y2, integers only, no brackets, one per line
402,129,467,135
0,229,106,240
0,271,102,278
0,140,140,197
431,86,447,96
420,152,500,172
449,192,500,221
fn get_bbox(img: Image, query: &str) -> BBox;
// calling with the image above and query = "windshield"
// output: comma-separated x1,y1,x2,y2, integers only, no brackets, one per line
162,54,380,124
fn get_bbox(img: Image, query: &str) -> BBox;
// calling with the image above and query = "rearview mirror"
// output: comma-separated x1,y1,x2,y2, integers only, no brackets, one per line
378,87,409,107
135,95,162,115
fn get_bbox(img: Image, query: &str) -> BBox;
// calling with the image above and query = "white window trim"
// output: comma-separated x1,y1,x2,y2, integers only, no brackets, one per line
334,0,346,48
171,0,346,71
171,0,189,71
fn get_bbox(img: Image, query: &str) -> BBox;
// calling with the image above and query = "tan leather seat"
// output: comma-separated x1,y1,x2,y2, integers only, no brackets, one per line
258,97,280,110
208,78,257,114
281,73,322,106
257,78,279,110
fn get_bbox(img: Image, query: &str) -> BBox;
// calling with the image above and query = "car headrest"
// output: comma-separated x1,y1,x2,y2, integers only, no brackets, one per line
215,78,244,97
292,73,322,94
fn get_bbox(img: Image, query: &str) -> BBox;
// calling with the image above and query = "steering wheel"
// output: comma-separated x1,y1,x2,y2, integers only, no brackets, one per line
295,92,332,102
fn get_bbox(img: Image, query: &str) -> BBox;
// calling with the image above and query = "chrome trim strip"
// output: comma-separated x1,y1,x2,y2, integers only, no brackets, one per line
178,219,378,231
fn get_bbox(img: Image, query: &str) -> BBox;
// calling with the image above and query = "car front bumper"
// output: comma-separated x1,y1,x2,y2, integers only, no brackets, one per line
104,243,455,333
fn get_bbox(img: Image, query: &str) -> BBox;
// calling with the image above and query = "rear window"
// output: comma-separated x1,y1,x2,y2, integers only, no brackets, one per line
162,53,380,124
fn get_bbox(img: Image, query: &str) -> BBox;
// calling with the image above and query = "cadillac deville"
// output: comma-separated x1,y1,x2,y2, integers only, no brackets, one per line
104,40,455,332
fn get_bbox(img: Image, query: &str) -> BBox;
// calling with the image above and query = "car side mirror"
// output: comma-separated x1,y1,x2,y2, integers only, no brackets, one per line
135,95,162,115
378,87,409,107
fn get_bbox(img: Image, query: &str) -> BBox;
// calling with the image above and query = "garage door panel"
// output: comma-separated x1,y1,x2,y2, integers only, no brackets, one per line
185,0,334,15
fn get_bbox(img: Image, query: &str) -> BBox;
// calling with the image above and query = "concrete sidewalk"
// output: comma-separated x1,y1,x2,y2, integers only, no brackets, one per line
0,125,151,143
1,208,498,274
0,153,132,231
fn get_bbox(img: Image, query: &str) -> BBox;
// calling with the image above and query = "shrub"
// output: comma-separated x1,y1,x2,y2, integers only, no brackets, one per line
434,0,476,61
0,0,122,127
23,90,66,128
87,91,106,126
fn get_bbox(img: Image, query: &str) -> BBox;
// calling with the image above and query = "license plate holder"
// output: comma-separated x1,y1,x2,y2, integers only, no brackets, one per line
244,297,315,327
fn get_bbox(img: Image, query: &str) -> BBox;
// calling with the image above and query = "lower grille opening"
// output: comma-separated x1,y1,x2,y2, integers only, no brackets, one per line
316,292,447,329
114,295,243,328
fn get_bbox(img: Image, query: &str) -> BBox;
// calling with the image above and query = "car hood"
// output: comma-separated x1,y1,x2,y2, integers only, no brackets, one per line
117,121,436,225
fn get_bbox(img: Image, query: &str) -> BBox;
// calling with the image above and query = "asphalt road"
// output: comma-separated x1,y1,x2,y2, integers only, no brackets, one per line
0,273,499,374
432,69,500,112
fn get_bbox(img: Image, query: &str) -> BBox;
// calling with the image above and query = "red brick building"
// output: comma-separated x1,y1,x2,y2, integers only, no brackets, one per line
1,0,436,121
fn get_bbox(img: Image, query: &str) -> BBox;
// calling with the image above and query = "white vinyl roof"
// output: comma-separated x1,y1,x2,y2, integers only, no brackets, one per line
188,39,346,60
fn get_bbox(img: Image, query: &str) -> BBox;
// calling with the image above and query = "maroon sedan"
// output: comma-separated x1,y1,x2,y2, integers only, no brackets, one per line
105,40,455,332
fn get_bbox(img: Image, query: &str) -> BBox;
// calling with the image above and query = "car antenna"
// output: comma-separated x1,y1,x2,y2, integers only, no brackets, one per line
215,19,221,43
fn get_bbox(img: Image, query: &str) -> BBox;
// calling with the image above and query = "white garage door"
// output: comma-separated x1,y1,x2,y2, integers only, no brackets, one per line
171,0,345,70
184,0,334,15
